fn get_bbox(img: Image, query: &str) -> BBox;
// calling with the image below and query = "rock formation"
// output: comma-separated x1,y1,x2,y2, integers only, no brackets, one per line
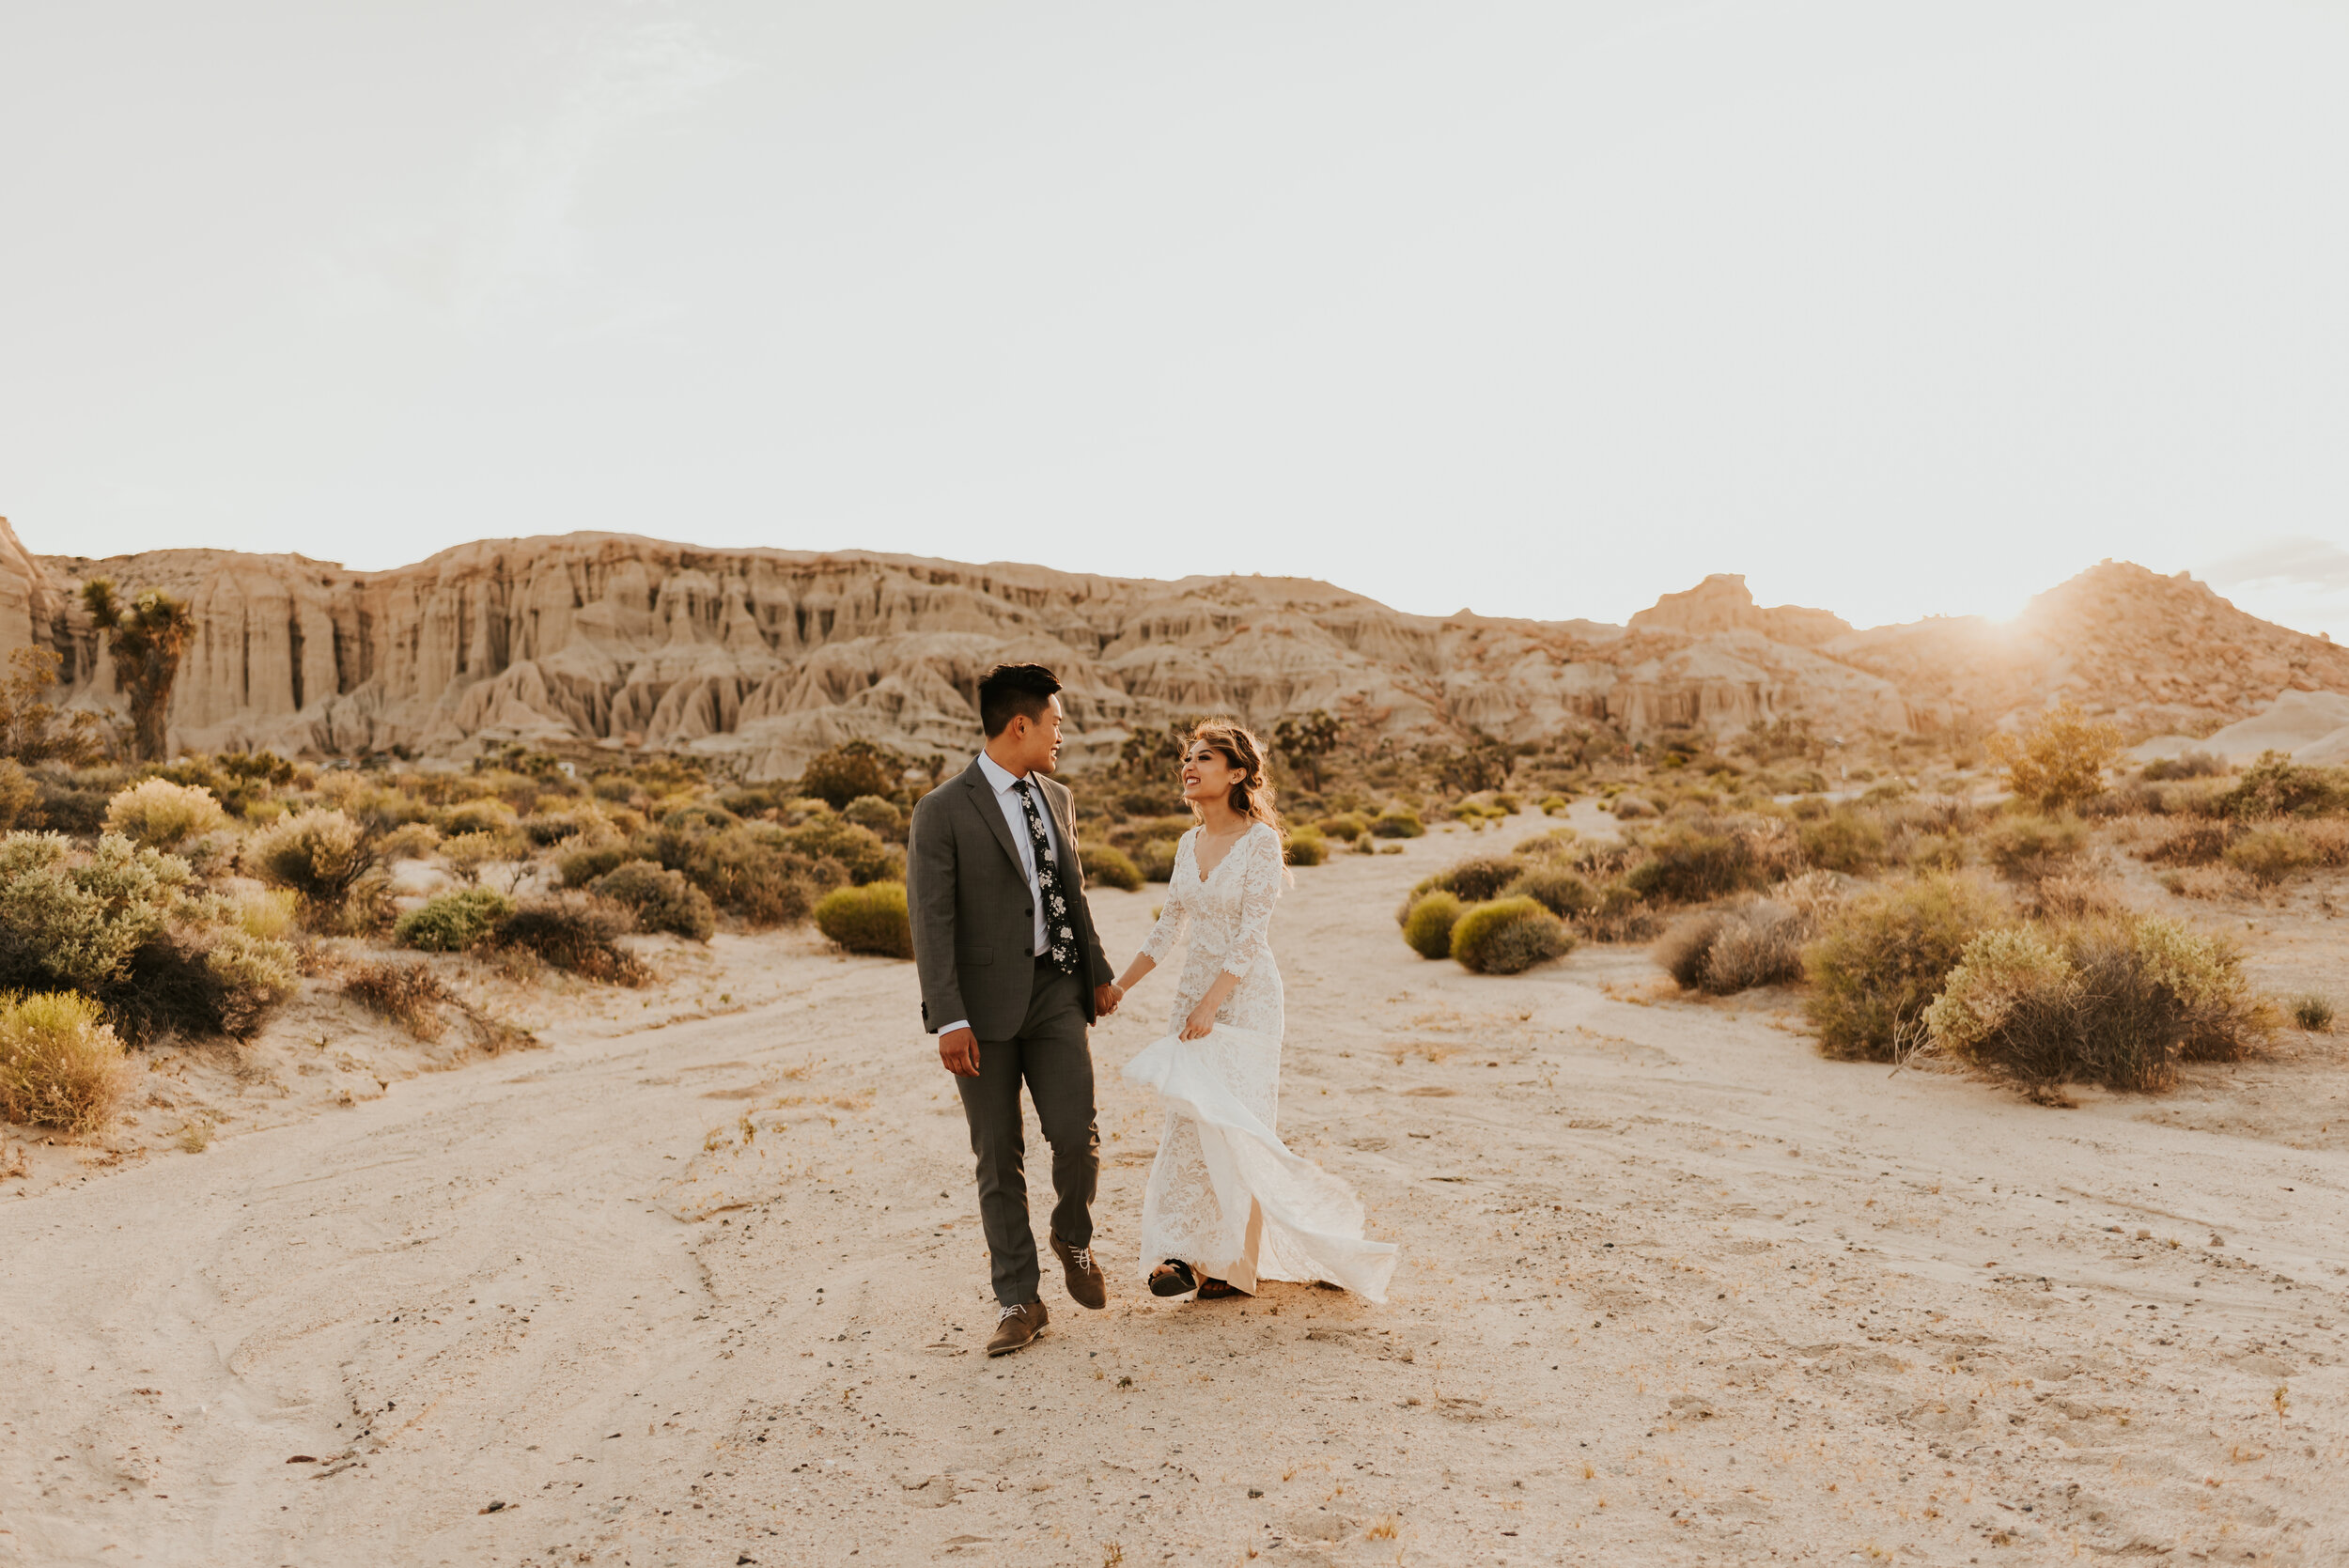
0,518,2340,775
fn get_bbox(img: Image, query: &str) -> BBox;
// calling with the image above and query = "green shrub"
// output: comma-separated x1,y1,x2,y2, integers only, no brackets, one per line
2211,751,2349,819
493,894,646,984
1924,916,2267,1094
589,861,716,941
1401,891,1464,959
0,831,189,990
1504,865,1596,920
1282,830,1327,867
1802,873,2006,1062
814,881,914,959
0,990,129,1134
782,815,900,886
34,774,113,834
0,760,37,832
1134,839,1179,882
246,809,378,914
1624,823,1758,904
798,742,902,811
1369,809,1425,839
1982,812,2088,879
1315,813,1369,842
2224,827,2315,885
2292,993,2335,1032
1797,809,1887,875
439,798,519,836
559,843,631,887
1537,794,1569,815
1414,855,1521,905
396,888,517,953
842,795,906,841
1080,846,1143,892
104,778,226,850
1450,897,1573,974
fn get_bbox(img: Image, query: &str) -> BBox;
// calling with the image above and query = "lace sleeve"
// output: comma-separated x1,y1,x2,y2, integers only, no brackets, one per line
1219,825,1285,980
1140,833,1190,962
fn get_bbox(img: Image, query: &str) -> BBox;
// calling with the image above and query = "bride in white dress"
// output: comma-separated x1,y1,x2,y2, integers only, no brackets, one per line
1110,722,1398,1303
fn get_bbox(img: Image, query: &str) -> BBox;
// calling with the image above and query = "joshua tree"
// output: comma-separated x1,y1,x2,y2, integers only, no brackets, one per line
82,579,194,763
1272,709,1343,792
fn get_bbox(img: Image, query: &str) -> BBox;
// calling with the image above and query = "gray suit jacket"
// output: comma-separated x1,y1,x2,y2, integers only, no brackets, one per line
907,759,1115,1039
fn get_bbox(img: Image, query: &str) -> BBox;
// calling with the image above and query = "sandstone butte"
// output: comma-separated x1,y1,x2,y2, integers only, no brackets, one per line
1,515,2342,779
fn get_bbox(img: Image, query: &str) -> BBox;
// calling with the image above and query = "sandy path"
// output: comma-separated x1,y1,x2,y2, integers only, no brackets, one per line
4,815,2348,1566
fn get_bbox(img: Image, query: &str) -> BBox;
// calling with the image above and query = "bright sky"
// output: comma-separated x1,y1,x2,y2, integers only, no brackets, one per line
5,2,2347,637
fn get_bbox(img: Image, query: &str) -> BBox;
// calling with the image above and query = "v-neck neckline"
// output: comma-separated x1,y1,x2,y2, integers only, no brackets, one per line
1191,822,1252,883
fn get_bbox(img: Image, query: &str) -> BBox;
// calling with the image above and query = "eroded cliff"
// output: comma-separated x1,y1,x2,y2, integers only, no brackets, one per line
0,519,2337,773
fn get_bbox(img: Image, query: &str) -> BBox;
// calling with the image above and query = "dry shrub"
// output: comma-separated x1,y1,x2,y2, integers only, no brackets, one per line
104,778,226,850
2027,871,2122,921
2164,864,2257,902
438,798,519,836
1982,813,2088,880
812,881,912,959
1450,896,1574,974
343,960,454,1040
2142,750,2227,781
1803,873,2007,1062
589,861,716,941
2143,818,2236,865
1610,795,1657,820
493,894,646,984
842,795,906,841
1370,809,1425,839
2224,827,2315,886
1653,909,1730,988
441,830,528,886
1797,809,1887,875
1985,701,2125,810
1580,880,1659,943
1924,916,2268,1094
1624,821,1761,904
1655,901,1807,994
1315,813,1369,842
246,809,379,917
2292,994,2335,1032
1082,846,1143,891
1401,891,1463,959
0,991,130,1134
1133,839,1179,882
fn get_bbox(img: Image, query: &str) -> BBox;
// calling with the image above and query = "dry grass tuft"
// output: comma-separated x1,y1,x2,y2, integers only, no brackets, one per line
343,960,454,1041
0,990,132,1135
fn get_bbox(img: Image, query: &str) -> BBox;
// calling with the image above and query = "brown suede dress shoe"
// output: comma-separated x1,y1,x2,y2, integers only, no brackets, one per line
987,1300,1048,1357
1050,1230,1108,1311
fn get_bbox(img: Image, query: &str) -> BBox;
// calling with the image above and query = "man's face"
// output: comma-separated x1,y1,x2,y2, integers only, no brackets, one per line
1017,694,1066,775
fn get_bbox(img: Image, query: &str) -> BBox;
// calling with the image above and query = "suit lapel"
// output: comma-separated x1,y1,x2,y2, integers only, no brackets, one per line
1040,778,1081,885
961,761,1026,877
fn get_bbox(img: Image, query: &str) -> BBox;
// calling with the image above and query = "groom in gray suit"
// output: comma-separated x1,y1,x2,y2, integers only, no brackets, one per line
907,663,1123,1357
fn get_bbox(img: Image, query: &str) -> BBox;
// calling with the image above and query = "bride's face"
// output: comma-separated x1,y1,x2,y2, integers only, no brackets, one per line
1178,740,1239,806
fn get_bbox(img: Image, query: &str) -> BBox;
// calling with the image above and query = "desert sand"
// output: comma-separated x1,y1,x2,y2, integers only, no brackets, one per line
4,808,2347,1567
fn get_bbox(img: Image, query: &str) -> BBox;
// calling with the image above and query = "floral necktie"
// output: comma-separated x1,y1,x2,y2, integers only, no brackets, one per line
1012,779,1079,974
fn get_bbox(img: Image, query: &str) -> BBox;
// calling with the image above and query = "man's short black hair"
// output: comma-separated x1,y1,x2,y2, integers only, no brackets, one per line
977,663,1063,737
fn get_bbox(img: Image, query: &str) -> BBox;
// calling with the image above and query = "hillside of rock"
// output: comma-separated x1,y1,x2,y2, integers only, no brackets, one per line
0,519,2340,776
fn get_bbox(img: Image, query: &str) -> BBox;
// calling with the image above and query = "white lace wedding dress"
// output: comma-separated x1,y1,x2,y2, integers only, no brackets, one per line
1121,821,1398,1301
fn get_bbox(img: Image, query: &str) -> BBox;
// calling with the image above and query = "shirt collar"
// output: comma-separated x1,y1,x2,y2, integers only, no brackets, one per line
975,751,1030,795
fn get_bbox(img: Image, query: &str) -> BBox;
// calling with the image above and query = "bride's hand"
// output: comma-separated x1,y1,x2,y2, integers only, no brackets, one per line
1178,1001,1216,1041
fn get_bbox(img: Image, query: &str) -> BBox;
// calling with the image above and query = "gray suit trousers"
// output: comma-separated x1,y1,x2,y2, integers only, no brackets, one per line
957,959,1098,1308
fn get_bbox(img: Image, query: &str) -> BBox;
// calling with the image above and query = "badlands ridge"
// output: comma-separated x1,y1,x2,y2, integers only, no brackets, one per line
2,516,2342,773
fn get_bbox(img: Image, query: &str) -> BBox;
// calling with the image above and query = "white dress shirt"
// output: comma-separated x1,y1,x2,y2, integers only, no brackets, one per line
935,751,1065,1039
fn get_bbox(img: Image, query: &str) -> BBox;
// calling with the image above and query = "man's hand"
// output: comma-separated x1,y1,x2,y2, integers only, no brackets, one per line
1095,982,1124,1017
938,1027,981,1078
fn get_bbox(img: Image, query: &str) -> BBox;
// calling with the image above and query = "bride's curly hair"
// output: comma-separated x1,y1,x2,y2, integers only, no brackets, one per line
1183,720,1283,833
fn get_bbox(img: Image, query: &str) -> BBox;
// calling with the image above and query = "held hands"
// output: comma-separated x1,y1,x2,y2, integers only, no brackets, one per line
1179,1000,1217,1041
937,1026,981,1078
1094,982,1124,1017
